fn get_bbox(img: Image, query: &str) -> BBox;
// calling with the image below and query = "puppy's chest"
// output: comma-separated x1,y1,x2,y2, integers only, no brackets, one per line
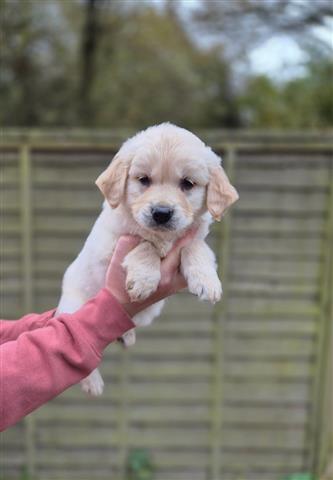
153,240,174,258
117,220,174,258
136,233,174,258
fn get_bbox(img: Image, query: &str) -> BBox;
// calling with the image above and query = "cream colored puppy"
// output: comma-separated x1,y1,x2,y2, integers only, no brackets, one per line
57,123,238,395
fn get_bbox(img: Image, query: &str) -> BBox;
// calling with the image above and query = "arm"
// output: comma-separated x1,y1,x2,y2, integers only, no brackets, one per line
0,310,56,346
0,289,134,431
1,231,195,431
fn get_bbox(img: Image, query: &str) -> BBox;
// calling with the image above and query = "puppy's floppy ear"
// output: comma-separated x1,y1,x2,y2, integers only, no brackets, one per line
95,153,129,209
207,165,239,221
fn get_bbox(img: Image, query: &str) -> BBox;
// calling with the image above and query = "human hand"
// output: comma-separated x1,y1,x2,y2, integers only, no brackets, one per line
105,230,196,317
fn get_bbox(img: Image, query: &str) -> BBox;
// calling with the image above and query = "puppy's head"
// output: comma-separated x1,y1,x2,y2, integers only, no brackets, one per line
96,123,238,233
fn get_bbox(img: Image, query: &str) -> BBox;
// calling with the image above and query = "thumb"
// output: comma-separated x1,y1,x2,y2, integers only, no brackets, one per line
110,235,141,265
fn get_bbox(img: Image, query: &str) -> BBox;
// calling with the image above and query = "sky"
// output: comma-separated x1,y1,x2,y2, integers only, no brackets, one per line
165,0,333,82
249,20,333,81
248,36,307,80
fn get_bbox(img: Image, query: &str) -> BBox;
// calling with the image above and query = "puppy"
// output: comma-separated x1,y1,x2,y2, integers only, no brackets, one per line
57,123,239,395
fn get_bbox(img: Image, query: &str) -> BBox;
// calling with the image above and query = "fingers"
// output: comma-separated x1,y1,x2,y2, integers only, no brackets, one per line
170,273,187,292
105,236,141,293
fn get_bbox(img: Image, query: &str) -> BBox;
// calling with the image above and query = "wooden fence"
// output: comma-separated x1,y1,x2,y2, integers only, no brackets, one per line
1,130,332,480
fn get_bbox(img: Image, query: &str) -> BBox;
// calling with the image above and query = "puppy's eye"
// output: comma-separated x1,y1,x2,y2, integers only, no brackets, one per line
180,178,195,191
138,176,151,187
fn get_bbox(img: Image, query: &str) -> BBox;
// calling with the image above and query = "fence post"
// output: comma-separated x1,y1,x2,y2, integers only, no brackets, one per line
209,147,236,480
311,157,333,476
19,144,36,479
318,305,333,478
117,349,130,478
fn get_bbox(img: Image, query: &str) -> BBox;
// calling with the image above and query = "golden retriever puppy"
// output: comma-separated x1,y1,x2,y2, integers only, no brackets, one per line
57,123,238,395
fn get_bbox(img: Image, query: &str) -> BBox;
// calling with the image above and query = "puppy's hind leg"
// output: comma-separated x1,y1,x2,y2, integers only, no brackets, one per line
121,329,136,348
80,368,104,396
57,292,105,396
120,301,165,348
132,300,165,327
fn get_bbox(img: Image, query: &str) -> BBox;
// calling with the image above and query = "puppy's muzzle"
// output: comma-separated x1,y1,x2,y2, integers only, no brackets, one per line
151,205,174,225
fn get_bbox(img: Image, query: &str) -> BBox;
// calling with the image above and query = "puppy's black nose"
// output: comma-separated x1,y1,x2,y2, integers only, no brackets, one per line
152,205,174,225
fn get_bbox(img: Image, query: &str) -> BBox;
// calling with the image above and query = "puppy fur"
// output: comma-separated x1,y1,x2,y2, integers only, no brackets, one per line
56,123,239,395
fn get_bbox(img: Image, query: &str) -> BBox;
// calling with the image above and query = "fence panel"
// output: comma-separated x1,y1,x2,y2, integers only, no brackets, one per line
0,131,332,480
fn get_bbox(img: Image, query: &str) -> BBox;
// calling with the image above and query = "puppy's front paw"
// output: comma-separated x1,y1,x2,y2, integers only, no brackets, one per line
122,241,161,302
125,269,161,302
187,270,222,304
80,369,104,396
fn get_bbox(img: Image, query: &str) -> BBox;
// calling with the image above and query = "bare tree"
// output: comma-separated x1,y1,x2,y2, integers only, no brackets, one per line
79,0,101,124
192,0,333,58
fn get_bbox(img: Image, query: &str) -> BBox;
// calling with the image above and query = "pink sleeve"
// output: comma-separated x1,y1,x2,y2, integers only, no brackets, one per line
0,309,56,345
0,289,135,431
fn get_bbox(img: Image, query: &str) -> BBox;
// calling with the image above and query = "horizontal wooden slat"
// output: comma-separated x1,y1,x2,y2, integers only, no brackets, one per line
0,424,25,446
32,151,114,164
142,319,214,335
236,165,330,187
0,189,20,209
34,237,86,255
223,381,310,403
236,152,331,167
33,189,101,208
58,379,312,405
225,336,315,357
227,299,319,317
30,448,306,473
127,337,213,356
220,427,306,450
33,165,104,184
229,280,318,298
142,316,317,337
36,448,209,469
35,214,96,233
233,236,323,255
233,263,321,283
60,380,210,403
37,403,309,429
225,318,317,335
31,470,122,480
235,190,327,213
130,361,212,379
0,166,19,184
233,214,326,234
1,259,22,277
225,359,313,379
37,425,210,448
0,150,19,166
